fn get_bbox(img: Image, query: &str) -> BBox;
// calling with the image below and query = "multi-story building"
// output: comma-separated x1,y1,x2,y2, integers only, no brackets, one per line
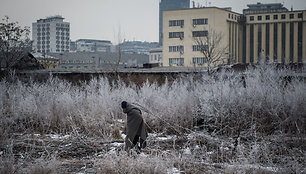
241,3,306,64
32,15,70,53
75,39,112,52
162,3,306,67
162,7,240,67
159,0,190,46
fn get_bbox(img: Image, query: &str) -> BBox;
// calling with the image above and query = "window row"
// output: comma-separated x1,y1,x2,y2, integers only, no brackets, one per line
167,45,208,53
56,36,70,40
169,18,208,27
192,45,208,52
228,13,239,20
192,57,208,64
37,28,50,31
37,37,50,40
193,18,208,25
169,32,184,38
168,30,208,38
192,30,208,37
56,45,70,48
169,20,184,27
37,45,50,48
37,41,51,44
37,32,50,36
168,57,210,65
250,13,303,21
56,28,69,31
56,32,70,36
56,24,69,27
169,58,184,65
169,45,184,52
37,24,50,27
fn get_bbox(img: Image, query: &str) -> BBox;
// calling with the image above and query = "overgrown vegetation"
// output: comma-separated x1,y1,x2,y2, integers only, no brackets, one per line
0,63,305,173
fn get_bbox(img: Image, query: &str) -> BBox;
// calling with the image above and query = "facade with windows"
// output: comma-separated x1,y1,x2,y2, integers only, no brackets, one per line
75,39,112,52
159,0,190,46
242,4,306,64
162,3,306,67
163,7,240,67
32,16,70,53
149,47,163,66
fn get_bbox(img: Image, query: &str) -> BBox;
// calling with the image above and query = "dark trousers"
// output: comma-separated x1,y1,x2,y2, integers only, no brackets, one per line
132,135,146,151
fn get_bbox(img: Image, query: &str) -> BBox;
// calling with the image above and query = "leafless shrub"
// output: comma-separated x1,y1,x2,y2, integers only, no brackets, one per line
0,63,305,138
95,151,172,174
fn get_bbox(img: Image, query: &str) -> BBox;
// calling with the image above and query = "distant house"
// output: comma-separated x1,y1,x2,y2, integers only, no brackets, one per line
149,47,163,67
75,39,112,52
33,53,59,69
11,52,43,70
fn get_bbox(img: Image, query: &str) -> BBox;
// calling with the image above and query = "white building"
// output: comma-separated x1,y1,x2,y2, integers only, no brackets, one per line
32,15,70,53
76,39,112,52
149,47,163,66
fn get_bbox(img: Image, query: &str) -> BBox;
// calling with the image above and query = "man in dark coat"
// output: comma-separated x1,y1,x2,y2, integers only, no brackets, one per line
121,101,147,151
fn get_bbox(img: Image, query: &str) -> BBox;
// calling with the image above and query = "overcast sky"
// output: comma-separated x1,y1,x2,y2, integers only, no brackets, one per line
0,0,305,44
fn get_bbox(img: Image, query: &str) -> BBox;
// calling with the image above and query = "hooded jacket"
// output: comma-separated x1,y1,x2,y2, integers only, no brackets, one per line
123,102,147,149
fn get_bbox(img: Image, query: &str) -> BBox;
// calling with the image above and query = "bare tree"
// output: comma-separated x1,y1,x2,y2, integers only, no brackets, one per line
193,27,228,73
0,16,32,72
113,25,124,73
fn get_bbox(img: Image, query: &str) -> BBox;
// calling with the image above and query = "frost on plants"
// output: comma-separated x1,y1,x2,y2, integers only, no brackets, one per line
0,63,305,173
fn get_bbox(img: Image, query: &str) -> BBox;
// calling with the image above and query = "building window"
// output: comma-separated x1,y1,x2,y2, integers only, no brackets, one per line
258,16,262,21
169,20,184,27
192,30,208,37
250,16,254,21
193,18,208,25
228,13,231,18
266,15,270,20
298,13,302,18
290,14,294,19
169,45,184,53
169,58,184,66
192,45,208,52
192,57,208,65
274,15,278,20
281,14,286,19
169,32,184,39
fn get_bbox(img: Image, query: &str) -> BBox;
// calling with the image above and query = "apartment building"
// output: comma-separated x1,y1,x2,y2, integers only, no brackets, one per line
162,3,306,67
162,7,240,67
32,16,70,53
242,3,306,63
159,0,190,46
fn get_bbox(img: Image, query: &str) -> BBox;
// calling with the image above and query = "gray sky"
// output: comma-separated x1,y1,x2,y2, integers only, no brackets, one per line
0,0,305,44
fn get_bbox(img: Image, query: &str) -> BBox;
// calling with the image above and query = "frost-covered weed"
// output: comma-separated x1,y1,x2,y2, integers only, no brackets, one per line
95,151,172,174
0,64,305,138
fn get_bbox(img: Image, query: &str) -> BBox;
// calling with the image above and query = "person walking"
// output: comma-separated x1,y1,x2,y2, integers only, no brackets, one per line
121,101,147,152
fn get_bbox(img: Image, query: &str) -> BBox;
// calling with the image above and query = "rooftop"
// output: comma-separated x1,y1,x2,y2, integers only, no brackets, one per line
243,2,288,14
